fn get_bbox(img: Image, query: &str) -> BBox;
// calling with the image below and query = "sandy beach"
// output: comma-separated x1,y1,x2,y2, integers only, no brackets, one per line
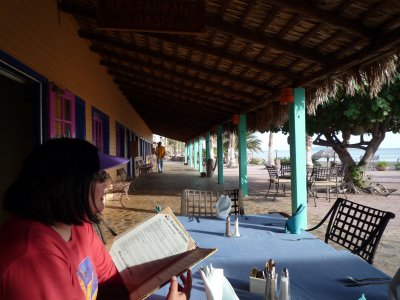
101,160,400,277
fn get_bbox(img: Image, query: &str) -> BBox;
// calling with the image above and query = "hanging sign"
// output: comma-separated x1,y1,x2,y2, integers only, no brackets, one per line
98,0,205,34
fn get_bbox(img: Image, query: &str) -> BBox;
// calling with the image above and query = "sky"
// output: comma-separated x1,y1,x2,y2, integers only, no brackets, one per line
256,131,400,151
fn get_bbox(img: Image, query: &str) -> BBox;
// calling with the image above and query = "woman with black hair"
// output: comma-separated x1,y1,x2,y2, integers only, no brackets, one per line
0,138,191,300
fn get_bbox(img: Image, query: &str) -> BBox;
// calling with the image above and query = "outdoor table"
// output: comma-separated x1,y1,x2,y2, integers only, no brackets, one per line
148,214,390,300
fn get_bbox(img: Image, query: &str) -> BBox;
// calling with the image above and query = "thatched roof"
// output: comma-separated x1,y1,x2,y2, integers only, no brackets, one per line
58,0,400,141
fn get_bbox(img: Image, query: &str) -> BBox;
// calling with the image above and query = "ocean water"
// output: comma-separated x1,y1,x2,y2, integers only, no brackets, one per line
250,147,400,162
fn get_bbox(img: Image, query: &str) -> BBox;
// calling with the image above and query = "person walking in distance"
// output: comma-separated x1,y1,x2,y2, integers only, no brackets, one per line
156,141,166,173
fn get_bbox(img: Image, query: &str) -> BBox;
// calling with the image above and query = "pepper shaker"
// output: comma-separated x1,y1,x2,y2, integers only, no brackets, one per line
224,216,231,237
264,272,278,300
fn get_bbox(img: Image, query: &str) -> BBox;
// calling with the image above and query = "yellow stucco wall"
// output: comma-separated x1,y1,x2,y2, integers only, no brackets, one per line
0,0,153,154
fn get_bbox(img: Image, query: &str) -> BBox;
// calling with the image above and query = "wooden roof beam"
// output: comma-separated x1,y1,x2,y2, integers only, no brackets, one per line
205,16,330,66
145,32,300,82
113,73,242,109
115,78,237,112
79,30,273,93
110,69,245,109
58,0,303,83
300,27,400,87
90,46,256,102
266,0,375,38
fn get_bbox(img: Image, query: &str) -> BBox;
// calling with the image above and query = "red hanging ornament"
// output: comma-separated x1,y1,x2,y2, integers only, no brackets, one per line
280,88,294,105
232,114,240,125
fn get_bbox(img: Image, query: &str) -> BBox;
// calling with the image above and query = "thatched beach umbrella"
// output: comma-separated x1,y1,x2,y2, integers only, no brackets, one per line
312,148,336,165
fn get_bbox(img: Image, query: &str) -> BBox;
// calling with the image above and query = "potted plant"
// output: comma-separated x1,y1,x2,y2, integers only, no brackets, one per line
375,161,390,171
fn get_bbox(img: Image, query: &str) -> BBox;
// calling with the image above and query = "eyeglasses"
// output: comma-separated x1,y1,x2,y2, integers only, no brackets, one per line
93,170,107,183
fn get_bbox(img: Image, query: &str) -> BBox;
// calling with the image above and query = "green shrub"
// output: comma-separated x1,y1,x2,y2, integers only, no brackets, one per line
248,157,263,165
395,161,400,169
350,165,370,188
280,157,290,164
375,161,389,168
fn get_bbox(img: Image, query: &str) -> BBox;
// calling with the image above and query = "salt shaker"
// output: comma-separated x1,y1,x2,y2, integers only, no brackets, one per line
278,268,291,300
234,215,241,237
224,216,231,237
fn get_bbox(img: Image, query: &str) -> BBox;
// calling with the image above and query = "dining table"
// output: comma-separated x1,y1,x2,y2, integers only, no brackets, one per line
148,213,391,300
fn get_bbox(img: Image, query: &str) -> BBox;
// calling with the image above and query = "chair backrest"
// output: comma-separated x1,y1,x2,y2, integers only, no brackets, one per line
181,188,243,217
280,163,291,176
117,167,129,181
312,166,333,181
94,216,118,244
309,198,395,264
181,189,217,217
329,164,347,182
217,188,242,215
266,165,280,179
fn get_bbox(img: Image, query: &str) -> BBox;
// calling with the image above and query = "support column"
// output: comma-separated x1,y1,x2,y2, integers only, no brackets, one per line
217,125,224,184
184,144,188,164
198,136,203,173
238,114,248,196
189,141,193,167
194,139,198,170
289,87,307,228
205,131,211,160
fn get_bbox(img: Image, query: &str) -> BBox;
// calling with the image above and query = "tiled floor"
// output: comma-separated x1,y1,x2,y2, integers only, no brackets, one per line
101,161,400,277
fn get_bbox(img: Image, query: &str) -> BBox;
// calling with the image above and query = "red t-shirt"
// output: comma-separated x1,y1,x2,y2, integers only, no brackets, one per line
0,216,121,300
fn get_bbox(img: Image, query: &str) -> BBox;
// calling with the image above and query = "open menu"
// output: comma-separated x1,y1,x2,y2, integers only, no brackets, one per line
106,207,217,300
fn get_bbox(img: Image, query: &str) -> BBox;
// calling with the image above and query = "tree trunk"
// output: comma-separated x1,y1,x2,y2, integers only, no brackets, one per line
323,123,387,183
306,135,313,167
173,142,177,159
210,135,215,160
268,132,274,165
227,132,237,168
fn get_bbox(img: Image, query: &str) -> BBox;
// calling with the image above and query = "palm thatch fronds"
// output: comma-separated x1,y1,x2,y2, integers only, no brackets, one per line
307,54,399,115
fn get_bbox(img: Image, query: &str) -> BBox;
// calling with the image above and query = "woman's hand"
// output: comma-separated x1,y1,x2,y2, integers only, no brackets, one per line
166,269,192,300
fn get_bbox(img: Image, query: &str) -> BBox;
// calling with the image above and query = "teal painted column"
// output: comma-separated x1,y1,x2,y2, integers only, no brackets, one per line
189,141,193,167
198,136,203,173
184,144,188,164
194,139,198,170
205,131,211,160
217,125,224,184
238,114,248,196
289,87,308,228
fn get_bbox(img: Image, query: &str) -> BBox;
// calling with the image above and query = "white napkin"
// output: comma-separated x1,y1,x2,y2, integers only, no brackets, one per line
215,195,231,220
389,267,400,300
199,264,239,300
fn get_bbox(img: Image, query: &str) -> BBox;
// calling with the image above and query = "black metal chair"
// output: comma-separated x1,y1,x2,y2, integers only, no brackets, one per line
180,188,243,217
104,172,130,208
217,188,243,216
93,216,118,244
280,163,291,178
116,167,135,194
307,166,338,206
307,198,395,264
265,165,291,201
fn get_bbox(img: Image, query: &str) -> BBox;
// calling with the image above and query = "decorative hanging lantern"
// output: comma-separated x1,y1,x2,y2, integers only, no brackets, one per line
280,88,294,105
232,114,240,125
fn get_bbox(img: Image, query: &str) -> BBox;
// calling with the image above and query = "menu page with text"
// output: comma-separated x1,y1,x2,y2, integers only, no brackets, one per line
107,207,216,299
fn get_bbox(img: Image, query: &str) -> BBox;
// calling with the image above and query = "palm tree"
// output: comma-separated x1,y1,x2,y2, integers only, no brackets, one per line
306,135,313,167
223,131,262,166
247,132,263,153
268,132,275,165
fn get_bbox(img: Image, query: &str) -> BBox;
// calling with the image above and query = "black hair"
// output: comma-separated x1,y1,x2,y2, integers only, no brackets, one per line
3,138,100,225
